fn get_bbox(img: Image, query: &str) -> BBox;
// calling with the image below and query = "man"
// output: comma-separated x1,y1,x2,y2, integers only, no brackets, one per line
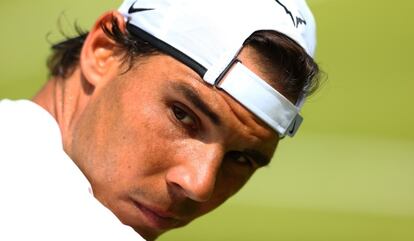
0,0,320,240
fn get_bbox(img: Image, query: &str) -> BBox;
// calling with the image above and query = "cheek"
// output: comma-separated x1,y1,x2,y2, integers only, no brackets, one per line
107,96,187,180
196,166,253,216
219,167,252,197
69,82,172,192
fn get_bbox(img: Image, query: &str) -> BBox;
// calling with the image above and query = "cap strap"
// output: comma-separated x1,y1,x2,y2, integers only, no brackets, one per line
216,61,302,137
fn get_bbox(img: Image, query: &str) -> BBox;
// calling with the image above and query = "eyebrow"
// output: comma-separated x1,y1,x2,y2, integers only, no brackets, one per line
172,82,222,125
244,149,272,167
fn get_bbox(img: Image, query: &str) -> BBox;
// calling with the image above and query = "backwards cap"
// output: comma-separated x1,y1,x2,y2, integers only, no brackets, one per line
118,0,316,137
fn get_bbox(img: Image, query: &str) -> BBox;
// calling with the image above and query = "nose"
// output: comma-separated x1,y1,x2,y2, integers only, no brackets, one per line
165,143,223,202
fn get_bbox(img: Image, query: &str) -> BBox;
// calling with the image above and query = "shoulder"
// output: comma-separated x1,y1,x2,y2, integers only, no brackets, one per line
0,99,60,142
0,99,145,240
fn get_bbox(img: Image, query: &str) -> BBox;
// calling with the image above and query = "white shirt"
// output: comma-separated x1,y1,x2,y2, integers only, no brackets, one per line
0,99,144,240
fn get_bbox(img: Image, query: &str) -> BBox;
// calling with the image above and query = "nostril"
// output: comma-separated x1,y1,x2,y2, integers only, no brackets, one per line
166,181,188,200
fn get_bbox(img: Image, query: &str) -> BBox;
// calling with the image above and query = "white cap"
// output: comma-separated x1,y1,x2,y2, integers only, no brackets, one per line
118,0,316,137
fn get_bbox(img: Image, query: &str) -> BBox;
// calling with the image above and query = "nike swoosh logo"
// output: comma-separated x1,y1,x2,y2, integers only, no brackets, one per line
288,120,298,136
128,1,154,14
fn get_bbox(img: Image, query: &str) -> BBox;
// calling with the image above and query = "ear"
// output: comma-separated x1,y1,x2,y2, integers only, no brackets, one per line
80,11,126,89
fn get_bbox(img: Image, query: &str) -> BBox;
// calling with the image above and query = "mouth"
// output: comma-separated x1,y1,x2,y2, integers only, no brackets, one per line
133,200,180,230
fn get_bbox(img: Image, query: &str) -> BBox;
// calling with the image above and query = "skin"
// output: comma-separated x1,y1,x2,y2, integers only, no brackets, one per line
34,12,279,240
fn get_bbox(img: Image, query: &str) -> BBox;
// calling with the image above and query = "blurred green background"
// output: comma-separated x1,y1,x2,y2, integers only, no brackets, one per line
1,0,413,240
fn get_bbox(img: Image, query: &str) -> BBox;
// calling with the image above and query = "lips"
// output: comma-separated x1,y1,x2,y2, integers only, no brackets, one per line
133,201,180,230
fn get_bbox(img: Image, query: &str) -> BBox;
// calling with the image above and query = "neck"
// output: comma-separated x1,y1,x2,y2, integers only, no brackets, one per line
32,68,89,153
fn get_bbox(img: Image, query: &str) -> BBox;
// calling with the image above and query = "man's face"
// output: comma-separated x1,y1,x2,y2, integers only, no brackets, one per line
70,47,279,240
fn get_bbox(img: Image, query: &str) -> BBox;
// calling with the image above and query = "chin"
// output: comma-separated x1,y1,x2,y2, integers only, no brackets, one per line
134,228,160,241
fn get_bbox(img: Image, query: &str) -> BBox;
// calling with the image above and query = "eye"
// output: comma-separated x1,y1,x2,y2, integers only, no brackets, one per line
235,155,251,165
172,104,197,129
226,151,254,167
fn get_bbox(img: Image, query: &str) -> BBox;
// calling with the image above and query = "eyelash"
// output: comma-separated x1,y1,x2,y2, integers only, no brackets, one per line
171,103,199,132
226,151,255,168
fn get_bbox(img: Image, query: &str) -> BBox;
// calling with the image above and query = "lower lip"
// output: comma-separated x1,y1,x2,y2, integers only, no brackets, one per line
133,201,178,230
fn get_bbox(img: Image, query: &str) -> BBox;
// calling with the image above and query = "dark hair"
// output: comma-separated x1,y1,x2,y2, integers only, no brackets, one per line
48,15,321,101
244,31,320,101
47,17,159,78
